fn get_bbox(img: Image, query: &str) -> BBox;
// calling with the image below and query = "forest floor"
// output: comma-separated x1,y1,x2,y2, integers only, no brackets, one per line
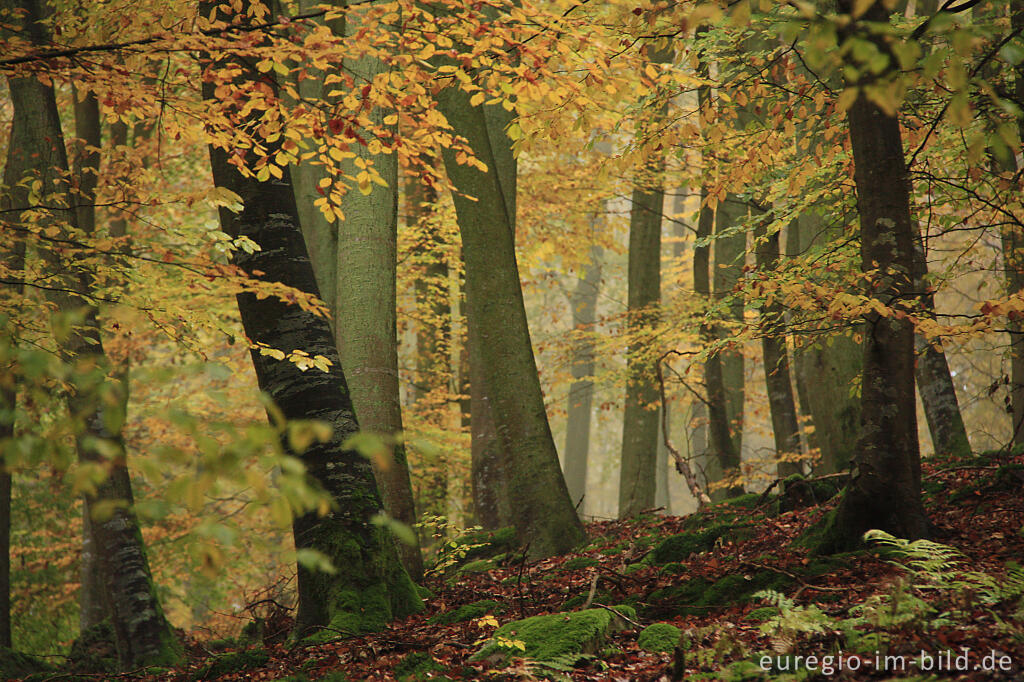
15,449,1024,681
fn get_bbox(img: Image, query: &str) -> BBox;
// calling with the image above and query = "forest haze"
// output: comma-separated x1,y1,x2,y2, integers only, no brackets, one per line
0,0,1023,679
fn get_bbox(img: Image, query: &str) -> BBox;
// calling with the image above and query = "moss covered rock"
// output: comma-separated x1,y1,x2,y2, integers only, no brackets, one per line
457,558,497,575
428,599,504,625
191,648,270,681
645,524,754,565
637,623,681,653
67,622,118,673
471,605,637,664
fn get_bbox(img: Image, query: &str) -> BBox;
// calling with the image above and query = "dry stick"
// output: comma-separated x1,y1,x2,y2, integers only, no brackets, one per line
582,574,599,609
657,352,712,507
740,561,850,600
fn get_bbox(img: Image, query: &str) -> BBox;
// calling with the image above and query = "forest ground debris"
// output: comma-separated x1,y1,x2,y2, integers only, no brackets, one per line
12,450,1024,681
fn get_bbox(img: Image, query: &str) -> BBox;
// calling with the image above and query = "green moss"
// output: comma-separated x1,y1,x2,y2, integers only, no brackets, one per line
0,648,52,678
192,649,270,681
67,622,118,673
458,526,518,562
458,558,497,574
719,492,762,509
428,599,504,625
394,651,443,681
415,584,434,599
561,556,600,571
645,524,754,565
471,605,637,664
300,523,423,639
646,571,793,617
659,562,687,576
623,563,645,575
637,623,681,653
744,607,780,622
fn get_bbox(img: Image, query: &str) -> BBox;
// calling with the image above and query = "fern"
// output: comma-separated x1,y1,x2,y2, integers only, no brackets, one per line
753,590,831,653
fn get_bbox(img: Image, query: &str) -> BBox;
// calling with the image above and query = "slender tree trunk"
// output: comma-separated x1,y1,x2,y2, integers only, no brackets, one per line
911,241,970,457
696,193,743,498
713,196,746,470
788,214,862,474
0,461,8,649
2,0,178,666
563,245,602,514
820,1,929,550
619,38,673,518
333,12,422,580
755,225,804,478
71,88,110,634
1004,1,1024,449
436,79,585,557
201,0,421,634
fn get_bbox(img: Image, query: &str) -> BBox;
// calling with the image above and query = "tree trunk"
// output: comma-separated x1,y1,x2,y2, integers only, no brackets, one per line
201,0,421,635
563,245,602,514
1004,1,1024,449
696,192,743,498
713,196,746,478
436,80,585,557
333,12,422,581
2,0,178,666
819,1,930,550
619,177,664,518
911,241,970,457
71,88,109,634
788,214,862,474
755,225,804,478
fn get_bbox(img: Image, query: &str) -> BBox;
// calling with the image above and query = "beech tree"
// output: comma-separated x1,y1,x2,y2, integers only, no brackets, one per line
200,0,422,635
2,0,180,667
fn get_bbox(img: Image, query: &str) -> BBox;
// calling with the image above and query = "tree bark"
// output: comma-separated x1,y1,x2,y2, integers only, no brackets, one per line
820,0,930,550
563,245,602,514
201,0,421,635
1003,1,1024,449
436,80,585,557
713,196,746,477
696,192,743,498
788,214,862,474
2,0,178,666
332,11,422,580
755,225,804,478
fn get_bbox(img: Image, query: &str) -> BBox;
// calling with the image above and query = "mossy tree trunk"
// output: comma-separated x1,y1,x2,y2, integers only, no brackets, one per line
563,245,602,514
201,0,422,635
755,224,803,478
2,0,178,666
819,0,930,551
436,79,585,558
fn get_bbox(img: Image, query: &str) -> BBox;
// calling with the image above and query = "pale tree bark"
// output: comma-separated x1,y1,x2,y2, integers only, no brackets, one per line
436,80,585,557
201,0,422,633
819,0,930,550
619,37,673,518
563,245,602,514
286,1,421,579
333,10,421,580
755,223,803,478
1,0,178,666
